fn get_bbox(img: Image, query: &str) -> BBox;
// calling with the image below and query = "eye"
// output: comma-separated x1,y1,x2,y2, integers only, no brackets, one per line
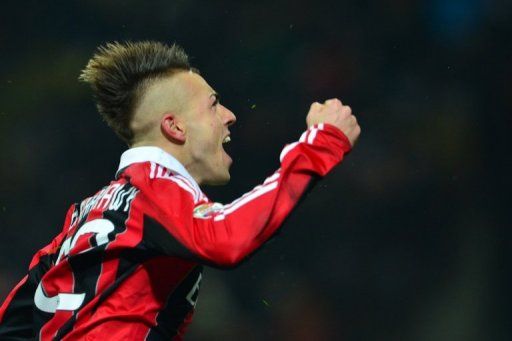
211,93,220,108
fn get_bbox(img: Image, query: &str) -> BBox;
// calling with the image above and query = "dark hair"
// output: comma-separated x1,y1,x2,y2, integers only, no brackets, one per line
79,41,194,145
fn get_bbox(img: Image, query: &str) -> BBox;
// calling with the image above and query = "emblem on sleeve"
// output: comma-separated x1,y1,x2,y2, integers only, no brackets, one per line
193,203,224,219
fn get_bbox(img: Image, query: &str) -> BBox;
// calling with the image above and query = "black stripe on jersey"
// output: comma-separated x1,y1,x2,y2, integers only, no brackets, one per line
0,254,55,340
142,215,238,269
92,246,156,313
145,265,203,340
54,314,75,340
55,185,138,338
142,211,284,269
142,215,201,262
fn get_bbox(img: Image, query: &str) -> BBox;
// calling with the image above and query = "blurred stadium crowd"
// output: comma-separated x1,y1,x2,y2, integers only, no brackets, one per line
0,1,510,340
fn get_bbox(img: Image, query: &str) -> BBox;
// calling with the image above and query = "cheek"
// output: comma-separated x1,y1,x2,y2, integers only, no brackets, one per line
208,120,222,142
196,127,218,154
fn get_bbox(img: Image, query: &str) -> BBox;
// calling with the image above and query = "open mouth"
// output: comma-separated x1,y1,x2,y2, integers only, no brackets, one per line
222,135,232,158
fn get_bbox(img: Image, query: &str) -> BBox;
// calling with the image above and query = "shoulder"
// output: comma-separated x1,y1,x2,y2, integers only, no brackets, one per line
123,162,207,204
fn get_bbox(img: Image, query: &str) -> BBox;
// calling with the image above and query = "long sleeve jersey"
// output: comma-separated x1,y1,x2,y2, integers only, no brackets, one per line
0,123,351,340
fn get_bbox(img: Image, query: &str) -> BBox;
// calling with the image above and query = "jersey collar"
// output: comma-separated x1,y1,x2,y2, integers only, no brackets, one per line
116,146,200,190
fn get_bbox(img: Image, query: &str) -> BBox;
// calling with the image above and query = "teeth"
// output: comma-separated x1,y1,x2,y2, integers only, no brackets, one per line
223,136,231,144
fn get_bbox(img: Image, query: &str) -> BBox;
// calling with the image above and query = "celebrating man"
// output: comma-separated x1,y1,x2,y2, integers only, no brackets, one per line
0,41,360,340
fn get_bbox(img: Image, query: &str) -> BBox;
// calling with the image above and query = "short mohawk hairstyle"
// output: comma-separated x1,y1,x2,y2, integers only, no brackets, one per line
79,41,193,144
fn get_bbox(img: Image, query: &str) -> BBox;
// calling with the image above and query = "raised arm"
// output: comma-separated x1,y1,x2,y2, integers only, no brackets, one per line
140,99,360,267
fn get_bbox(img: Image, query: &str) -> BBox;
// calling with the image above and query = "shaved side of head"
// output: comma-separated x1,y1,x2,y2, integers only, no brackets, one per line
132,70,212,145
130,71,190,145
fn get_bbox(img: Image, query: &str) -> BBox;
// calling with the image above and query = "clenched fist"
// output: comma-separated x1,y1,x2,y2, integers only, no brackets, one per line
306,99,361,146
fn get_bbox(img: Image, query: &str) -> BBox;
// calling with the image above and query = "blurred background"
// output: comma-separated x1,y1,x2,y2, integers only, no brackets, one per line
0,0,510,340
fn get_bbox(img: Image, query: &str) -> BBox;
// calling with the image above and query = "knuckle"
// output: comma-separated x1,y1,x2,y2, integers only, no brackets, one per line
341,107,351,117
325,98,341,106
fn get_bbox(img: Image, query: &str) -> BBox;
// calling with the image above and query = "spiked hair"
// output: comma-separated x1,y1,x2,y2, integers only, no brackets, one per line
80,41,194,144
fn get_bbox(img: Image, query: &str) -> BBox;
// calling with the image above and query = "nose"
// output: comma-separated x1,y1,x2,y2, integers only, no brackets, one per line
221,105,237,127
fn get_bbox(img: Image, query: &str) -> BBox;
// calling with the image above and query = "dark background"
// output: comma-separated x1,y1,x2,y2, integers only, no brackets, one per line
0,1,510,340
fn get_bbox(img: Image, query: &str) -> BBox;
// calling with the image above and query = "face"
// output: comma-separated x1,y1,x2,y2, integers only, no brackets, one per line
177,72,236,185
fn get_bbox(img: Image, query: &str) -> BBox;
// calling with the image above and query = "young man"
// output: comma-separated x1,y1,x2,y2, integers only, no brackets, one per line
0,41,360,340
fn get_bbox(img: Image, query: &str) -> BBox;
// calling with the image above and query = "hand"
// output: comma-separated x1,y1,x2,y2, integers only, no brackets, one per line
306,98,361,146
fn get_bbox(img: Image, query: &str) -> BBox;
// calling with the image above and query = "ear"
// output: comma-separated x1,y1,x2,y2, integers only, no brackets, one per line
160,113,186,144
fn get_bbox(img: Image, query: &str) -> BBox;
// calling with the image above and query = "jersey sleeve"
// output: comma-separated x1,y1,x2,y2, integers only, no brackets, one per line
139,123,351,268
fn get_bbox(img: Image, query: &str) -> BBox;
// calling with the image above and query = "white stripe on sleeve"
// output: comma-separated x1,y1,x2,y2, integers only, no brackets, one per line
168,177,198,202
299,130,309,143
213,181,279,221
280,142,299,162
307,127,318,144
150,162,156,179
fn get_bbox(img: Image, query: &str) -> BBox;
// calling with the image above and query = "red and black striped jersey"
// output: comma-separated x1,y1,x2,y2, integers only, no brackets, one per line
0,124,351,340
